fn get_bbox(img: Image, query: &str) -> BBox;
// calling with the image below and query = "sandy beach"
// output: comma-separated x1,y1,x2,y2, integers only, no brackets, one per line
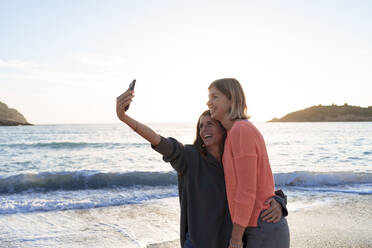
287,194,372,248
0,194,371,247
146,194,372,248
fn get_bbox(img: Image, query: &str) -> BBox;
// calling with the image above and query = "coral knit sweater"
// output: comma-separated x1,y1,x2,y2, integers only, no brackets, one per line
222,120,275,227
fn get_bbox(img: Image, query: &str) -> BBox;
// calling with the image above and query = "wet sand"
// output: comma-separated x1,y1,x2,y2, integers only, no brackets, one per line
1,195,371,247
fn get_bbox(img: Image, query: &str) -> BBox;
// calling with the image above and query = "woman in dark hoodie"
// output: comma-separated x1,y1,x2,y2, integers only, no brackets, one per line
116,88,287,248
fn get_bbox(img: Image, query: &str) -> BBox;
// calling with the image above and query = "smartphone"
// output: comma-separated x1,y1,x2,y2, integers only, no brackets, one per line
125,79,136,111
129,79,136,90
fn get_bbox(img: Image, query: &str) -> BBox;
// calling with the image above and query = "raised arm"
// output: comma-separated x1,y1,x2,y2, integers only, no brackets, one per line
116,88,186,174
116,88,161,146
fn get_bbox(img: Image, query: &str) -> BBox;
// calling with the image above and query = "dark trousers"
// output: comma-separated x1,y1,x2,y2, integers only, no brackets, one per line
243,215,290,248
184,232,194,248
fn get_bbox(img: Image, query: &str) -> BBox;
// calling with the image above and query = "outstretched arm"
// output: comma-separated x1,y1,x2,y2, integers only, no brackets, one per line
116,88,187,174
116,88,161,146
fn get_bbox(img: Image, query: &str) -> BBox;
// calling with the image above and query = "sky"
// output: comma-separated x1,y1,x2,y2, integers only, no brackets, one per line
1,0,371,124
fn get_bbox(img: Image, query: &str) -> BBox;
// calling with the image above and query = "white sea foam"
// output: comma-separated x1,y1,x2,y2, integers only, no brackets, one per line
274,171,372,187
0,185,178,215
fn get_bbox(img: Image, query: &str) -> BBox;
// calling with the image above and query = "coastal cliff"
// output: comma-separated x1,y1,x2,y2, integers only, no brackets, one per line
269,104,372,122
0,101,32,126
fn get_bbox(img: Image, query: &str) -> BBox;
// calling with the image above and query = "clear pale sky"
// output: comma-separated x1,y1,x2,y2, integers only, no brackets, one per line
1,0,371,124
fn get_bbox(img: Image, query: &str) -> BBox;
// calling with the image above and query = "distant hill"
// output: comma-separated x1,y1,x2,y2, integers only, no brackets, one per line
0,101,32,126
269,104,372,122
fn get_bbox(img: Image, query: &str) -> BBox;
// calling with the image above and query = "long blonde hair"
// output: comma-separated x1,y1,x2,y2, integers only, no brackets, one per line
208,78,250,120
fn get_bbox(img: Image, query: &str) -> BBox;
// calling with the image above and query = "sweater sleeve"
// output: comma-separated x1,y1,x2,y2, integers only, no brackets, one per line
230,124,259,227
151,136,187,175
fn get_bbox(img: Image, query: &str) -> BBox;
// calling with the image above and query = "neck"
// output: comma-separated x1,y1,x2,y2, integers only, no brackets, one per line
206,145,221,162
220,116,235,131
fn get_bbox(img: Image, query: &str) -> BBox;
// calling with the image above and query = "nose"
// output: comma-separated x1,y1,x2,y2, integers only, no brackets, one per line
206,99,211,107
200,123,210,135
200,125,205,134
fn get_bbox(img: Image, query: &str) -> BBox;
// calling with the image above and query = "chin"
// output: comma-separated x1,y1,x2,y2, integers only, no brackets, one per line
210,112,217,119
211,114,221,121
204,140,215,147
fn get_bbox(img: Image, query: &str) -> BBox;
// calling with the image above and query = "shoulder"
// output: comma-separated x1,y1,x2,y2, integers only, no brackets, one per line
184,144,200,155
183,145,204,170
228,121,262,155
230,120,259,138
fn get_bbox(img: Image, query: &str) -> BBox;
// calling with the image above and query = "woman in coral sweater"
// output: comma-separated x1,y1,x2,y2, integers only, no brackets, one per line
116,86,287,248
207,78,290,248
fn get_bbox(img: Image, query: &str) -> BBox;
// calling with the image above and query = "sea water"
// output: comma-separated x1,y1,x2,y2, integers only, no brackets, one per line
0,122,371,247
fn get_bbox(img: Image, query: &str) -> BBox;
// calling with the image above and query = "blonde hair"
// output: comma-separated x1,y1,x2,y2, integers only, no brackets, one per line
208,78,250,120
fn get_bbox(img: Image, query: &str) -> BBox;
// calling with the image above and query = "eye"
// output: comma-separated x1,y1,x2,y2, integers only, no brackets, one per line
209,94,217,99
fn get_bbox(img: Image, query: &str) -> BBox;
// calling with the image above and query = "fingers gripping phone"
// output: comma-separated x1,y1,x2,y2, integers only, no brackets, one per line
125,79,136,111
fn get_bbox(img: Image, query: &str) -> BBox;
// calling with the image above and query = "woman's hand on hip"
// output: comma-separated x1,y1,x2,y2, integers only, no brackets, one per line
116,89,134,122
260,198,282,223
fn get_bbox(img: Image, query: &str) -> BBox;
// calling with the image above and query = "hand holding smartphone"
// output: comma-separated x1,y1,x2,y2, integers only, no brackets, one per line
124,79,136,111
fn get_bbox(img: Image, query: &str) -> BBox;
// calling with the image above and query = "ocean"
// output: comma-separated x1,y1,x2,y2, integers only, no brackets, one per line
0,122,371,247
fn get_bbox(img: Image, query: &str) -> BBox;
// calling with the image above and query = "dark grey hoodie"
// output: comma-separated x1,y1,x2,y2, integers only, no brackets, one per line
152,136,287,248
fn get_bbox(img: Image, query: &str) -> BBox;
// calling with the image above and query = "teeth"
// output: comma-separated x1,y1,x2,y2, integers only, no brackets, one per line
204,135,212,138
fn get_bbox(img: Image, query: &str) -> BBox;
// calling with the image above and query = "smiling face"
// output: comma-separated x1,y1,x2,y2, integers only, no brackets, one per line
199,115,225,149
207,86,231,122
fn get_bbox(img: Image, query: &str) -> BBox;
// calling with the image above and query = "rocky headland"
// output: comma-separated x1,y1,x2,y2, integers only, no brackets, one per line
269,104,372,122
0,101,32,126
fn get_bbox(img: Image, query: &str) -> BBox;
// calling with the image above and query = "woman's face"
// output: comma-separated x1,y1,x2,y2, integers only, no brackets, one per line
199,115,225,148
207,86,231,122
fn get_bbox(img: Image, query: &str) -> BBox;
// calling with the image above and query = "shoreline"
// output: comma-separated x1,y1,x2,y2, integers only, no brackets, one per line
0,195,371,247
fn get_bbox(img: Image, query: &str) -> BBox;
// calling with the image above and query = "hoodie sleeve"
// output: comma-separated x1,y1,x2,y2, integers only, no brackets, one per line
273,189,288,217
151,136,187,175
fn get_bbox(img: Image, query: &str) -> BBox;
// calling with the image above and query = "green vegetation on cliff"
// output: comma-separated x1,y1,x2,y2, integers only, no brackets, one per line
269,104,372,122
0,101,32,126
